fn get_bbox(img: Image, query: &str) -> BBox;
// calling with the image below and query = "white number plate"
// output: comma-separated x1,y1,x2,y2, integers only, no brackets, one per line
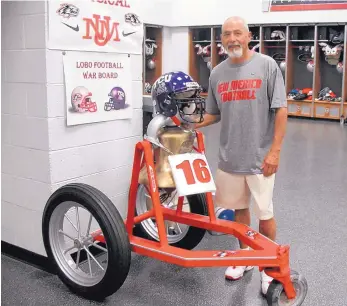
168,153,216,197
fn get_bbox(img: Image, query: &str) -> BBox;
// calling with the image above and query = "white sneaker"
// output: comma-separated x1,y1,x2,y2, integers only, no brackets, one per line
224,247,254,280
225,265,254,280
261,270,274,295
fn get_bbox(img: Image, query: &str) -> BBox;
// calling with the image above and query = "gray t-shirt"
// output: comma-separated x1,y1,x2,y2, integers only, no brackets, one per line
206,52,287,175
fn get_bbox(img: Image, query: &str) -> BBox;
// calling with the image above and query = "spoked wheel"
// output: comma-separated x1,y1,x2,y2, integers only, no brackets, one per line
42,183,131,301
266,270,308,306
133,184,208,250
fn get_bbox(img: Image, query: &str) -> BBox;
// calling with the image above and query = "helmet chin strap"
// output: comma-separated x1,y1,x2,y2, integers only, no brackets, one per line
170,115,196,133
170,115,182,126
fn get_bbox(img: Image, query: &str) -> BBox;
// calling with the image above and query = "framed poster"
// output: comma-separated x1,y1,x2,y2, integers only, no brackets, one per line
48,0,144,54
63,51,132,126
264,0,347,12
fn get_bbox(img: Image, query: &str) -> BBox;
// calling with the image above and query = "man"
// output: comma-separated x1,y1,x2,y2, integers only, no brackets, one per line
194,16,288,295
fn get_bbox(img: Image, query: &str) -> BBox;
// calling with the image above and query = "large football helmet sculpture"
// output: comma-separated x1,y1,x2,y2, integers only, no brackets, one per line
151,71,205,123
71,86,97,113
143,71,206,156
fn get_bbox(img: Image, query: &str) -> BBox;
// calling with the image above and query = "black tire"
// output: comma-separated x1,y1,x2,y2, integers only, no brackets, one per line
42,183,131,301
266,270,308,306
133,187,208,250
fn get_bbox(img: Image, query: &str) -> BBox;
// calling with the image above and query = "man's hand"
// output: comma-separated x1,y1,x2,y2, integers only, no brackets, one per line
194,113,221,129
261,149,280,177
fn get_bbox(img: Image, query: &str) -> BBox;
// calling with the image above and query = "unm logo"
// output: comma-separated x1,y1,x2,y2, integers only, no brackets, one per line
83,14,120,47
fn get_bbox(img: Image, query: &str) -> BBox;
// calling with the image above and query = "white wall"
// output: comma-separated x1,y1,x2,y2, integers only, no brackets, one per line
140,0,172,26
1,1,50,254
1,0,152,256
169,0,347,26
162,27,190,73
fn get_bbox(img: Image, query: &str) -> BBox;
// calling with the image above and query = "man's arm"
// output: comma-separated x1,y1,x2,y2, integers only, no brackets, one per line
262,64,288,176
194,113,221,128
271,107,287,152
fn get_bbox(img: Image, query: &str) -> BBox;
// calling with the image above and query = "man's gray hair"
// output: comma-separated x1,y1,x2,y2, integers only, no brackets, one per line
222,16,249,32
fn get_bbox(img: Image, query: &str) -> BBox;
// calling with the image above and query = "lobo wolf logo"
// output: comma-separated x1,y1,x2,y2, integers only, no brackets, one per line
56,3,79,18
83,14,120,47
124,13,141,26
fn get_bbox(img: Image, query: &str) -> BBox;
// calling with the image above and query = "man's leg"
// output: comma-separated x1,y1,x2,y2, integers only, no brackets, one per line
214,169,254,280
234,208,251,249
246,173,276,295
259,217,277,242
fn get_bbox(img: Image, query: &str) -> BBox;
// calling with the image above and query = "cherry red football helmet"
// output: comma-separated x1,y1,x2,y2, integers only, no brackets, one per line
71,86,97,113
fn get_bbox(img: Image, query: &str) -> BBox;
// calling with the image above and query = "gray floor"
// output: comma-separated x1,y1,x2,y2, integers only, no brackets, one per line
2,118,347,306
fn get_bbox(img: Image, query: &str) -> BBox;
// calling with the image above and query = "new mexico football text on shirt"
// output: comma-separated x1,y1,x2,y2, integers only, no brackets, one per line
205,52,287,174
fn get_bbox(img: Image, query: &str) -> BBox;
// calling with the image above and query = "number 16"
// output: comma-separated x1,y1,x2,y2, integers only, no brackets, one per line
176,159,211,185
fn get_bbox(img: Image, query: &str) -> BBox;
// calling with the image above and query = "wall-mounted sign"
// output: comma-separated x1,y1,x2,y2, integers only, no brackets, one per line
48,0,144,54
63,51,132,126
263,0,347,12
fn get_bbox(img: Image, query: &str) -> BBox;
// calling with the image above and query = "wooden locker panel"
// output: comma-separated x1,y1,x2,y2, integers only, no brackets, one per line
143,26,163,96
286,25,315,118
287,101,313,117
313,24,345,120
262,25,287,83
314,101,341,119
188,27,212,96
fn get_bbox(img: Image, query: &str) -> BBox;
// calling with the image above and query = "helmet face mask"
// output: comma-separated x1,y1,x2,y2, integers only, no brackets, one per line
175,95,205,124
151,71,206,124
81,96,97,112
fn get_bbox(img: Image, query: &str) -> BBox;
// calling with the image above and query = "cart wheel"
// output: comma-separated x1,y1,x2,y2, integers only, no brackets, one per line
42,183,131,300
266,270,308,306
133,184,208,250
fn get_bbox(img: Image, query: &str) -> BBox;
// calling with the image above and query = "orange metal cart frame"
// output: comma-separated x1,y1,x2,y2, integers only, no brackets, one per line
92,126,297,300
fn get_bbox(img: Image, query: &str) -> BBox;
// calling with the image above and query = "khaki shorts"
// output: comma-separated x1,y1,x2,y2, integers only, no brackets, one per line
214,169,275,220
